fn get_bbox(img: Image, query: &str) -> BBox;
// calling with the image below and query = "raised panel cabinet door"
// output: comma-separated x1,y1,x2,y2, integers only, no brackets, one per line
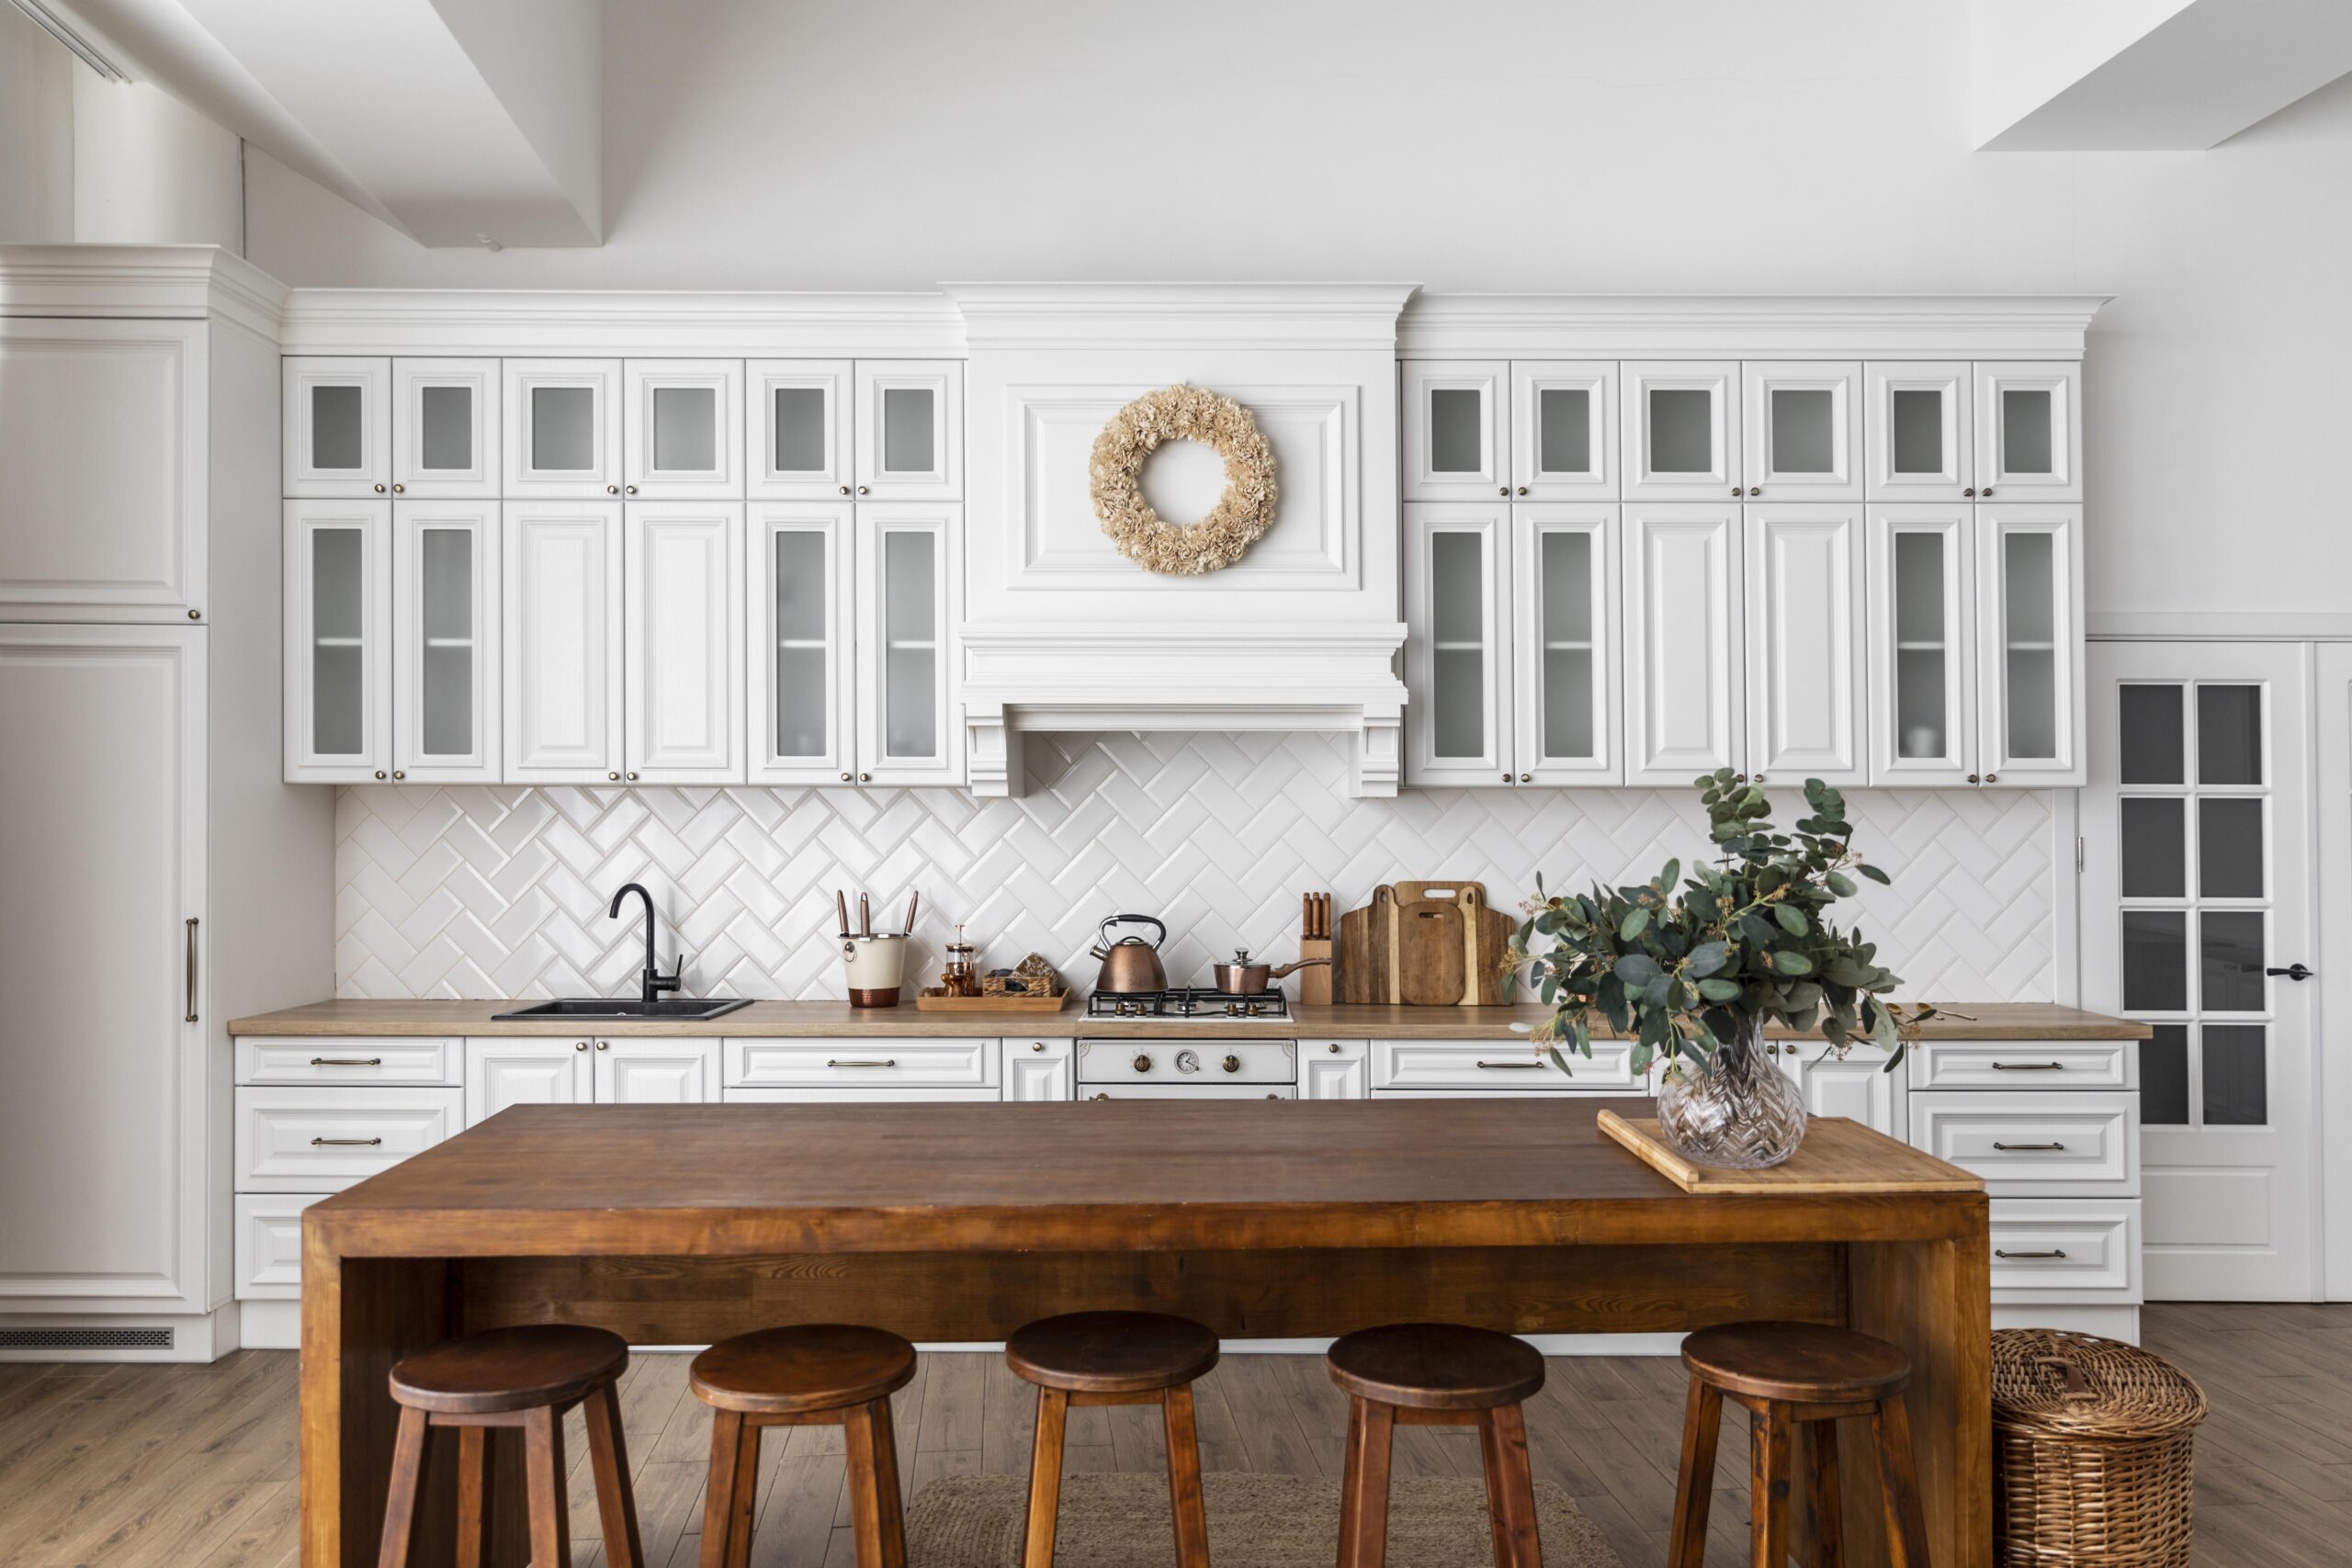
1512,503,1621,784
0,625,207,1311
1510,362,1617,500
1866,504,1976,785
1622,361,1739,501
747,504,856,784
284,355,390,497
594,1038,720,1103
1776,1041,1904,1139
1976,504,2084,784
1403,503,1511,785
503,358,624,498
854,502,961,784
1303,1040,1370,1100
748,359,854,500
1741,361,1861,502
390,357,499,499
853,359,962,500
1006,1039,1076,1102
0,319,207,621
1743,504,1866,787
391,502,501,783
284,499,393,783
1864,362,1973,501
1623,503,1744,783
1401,361,1510,502
464,1039,593,1122
1973,362,2082,502
626,502,746,783
502,500,624,784
623,359,744,499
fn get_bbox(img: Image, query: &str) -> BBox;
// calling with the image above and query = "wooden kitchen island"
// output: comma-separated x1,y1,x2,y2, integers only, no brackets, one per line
301,1098,1989,1567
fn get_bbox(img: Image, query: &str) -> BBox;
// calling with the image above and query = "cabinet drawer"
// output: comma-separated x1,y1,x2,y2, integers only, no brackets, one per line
1373,1038,1642,1091
1907,1092,2137,1196
1912,1040,2135,1091
1083,1085,1295,1100
236,1037,459,1086
235,1087,464,1192
725,1037,998,1089
722,1086,1001,1104
234,1193,325,1299
1988,1200,2140,1302
1080,1040,1295,1086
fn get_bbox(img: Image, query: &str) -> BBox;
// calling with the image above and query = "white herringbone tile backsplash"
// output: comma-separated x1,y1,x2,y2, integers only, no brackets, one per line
335,733,2062,1004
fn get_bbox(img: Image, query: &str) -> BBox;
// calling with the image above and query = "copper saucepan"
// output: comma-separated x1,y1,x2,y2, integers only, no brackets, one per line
1212,948,1330,993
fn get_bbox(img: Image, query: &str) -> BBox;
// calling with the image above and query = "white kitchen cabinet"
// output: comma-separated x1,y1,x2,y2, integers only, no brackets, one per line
1403,503,1510,784
727,1037,999,1091
236,1037,460,1086
625,502,745,783
1975,504,2083,785
503,500,625,784
1006,1039,1076,1102
466,1038,594,1122
1512,505,1620,784
1742,504,1865,787
1373,1038,1645,1092
1624,503,1743,783
747,504,855,784
594,1037,721,1103
729,1086,1003,1104
624,359,743,500
233,1194,317,1300
1988,1200,2142,1303
1866,504,1975,786
390,358,499,500
234,1086,463,1192
854,503,960,784
853,360,961,501
749,360,854,501
1623,362,1738,501
1402,361,1509,502
1864,363,1973,502
1510,362,1617,500
1909,1090,2139,1198
392,502,500,783
1740,362,1860,502
1974,362,2081,502
1770,1040,1904,1139
284,499,392,783
1302,1040,1369,1100
503,359,625,498
284,356,390,498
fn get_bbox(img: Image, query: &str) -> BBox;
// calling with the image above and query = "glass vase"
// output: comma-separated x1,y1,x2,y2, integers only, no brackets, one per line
1655,1018,1809,1169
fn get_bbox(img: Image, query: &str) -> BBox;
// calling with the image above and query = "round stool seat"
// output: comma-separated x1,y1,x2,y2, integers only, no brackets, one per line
389,1324,628,1416
1006,1311,1219,1394
1680,1321,1911,1404
1326,1322,1544,1411
690,1324,917,1416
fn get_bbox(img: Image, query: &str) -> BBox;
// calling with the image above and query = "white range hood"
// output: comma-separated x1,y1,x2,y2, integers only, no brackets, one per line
946,283,1417,798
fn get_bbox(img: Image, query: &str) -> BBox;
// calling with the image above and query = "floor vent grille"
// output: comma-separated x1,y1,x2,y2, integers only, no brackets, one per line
0,1325,173,1350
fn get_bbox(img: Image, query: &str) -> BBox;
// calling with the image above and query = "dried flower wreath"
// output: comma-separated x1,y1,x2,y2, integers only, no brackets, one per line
1088,384,1278,575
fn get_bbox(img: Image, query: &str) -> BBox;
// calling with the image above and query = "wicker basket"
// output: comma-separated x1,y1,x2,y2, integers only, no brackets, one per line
1991,1329,2208,1567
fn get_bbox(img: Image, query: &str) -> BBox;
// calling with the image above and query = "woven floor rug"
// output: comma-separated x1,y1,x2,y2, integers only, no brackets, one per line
906,1472,1623,1568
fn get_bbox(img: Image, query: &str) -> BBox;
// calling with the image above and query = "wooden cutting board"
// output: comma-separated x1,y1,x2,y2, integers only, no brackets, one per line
1392,881,1516,1005
1336,886,1396,1004
1394,897,1465,1005
1597,1111,1981,1194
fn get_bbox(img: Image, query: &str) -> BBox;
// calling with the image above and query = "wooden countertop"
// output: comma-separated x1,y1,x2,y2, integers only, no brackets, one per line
232,997,2148,1041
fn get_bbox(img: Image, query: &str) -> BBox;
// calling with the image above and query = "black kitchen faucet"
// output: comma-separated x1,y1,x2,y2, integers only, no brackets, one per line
608,882,684,1005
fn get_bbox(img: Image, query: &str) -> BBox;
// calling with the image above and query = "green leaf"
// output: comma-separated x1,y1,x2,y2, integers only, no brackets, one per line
1773,904,1808,935
1613,953,1662,986
1697,977,1742,1002
1686,941,1731,978
1855,863,1891,886
1825,870,1859,897
1619,907,1650,941
1771,950,1815,976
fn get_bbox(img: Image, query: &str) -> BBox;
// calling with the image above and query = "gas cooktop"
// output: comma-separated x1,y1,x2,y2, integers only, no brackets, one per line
1085,987,1291,1021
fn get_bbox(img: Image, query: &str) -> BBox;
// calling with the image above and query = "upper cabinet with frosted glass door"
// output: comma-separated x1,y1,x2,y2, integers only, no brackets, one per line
283,499,390,782
1864,363,1973,502
1403,503,1510,784
747,503,854,784
748,360,854,501
1975,362,2082,502
853,361,962,501
1740,362,1860,502
1865,503,1976,785
1512,505,1620,784
1401,363,1509,502
1977,505,2084,784
1511,363,1617,500
284,358,390,497
623,360,743,500
503,359,624,498
854,503,960,784
1622,362,1739,501
1406,362,1616,502
390,502,500,784
390,359,499,499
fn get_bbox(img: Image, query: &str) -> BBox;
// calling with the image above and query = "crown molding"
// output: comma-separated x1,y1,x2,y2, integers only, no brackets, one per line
277,288,967,357
0,244,288,341
943,282,1421,352
1396,292,2112,360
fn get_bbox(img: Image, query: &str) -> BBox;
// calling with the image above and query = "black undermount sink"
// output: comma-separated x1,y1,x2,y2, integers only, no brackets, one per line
490,998,752,1021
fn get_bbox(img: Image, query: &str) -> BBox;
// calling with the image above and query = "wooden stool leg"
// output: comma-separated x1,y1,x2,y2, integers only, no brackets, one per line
1022,1387,1069,1568
375,1406,431,1568
846,1399,908,1568
727,1420,761,1567
1666,1380,1723,1568
699,1409,747,1568
1162,1384,1212,1568
1336,1395,1396,1568
584,1383,646,1568
1477,1404,1542,1568
1748,1404,1792,1568
1870,1393,1933,1568
1800,1418,1845,1568
454,1425,495,1568
522,1405,571,1568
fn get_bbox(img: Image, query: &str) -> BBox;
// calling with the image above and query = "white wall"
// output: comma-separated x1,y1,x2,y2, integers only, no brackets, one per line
0,6,75,243
239,0,2352,628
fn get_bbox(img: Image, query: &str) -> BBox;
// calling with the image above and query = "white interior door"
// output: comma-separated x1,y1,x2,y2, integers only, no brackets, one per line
2083,641,2315,1300
2317,645,2352,1300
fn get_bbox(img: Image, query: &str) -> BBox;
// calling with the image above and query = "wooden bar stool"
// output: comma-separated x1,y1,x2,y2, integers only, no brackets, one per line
1666,1321,1933,1568
1326,1322,1545,1568
689,1324,917,1568
378,1322,641,1568
1008,1310,1220,1568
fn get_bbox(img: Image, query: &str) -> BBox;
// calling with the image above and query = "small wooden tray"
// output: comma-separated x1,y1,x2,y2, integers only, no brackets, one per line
1596,1109,1981,1194
913,990,1070,1014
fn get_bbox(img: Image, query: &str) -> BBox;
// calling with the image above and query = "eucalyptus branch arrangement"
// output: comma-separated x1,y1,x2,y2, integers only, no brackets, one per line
1505,773,1936,1077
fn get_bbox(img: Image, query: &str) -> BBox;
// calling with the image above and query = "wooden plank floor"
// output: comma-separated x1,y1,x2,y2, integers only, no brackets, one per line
0,1304,2341,1566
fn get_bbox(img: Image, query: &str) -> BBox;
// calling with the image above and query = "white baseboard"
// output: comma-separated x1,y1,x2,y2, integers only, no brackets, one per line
1993,1303,2140,1344
0,1304,239,1363
238,1300,302,1350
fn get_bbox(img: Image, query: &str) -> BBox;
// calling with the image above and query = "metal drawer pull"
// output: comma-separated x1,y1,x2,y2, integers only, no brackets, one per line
311,1057,384,1067
827,1058,897,1068
1476,1060,1544,1069
1995,1248,2068,1260
1993,1062,2065,1071
311,1136,383,1146
1992,1141,2066,1151
185,918,199,1022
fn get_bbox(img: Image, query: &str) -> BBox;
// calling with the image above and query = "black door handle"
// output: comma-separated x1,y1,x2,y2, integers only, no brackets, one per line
2267,964,2314,981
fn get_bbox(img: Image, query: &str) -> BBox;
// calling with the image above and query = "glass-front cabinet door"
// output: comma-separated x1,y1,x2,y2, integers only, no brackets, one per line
391,502,499,783
1622,362,1739,501
1866,504,1975,785
1974,362,2081,502
853,361,961,502
1976,505,2084,784
1403,503,1510,785
1864,363,1973,501
1740,362,1860,502
1624,503,1743,783
503,359,624,498
1401,362,1508,502
1512,505,1619,784
748,360,854,501
624,360,743,500
747,504,854,784
1743,504,1866,787
855,503,960,784
502,500,624,784
283,499,390,781
624,502,745,784
1510,363,1616,500
283,358,390,498
390,358,497,499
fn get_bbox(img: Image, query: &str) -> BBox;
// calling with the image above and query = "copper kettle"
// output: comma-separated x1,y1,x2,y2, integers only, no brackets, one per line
1090,914,1168,994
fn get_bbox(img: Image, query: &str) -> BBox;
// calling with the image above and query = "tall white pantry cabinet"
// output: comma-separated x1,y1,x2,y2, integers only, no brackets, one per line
0,248,334,1360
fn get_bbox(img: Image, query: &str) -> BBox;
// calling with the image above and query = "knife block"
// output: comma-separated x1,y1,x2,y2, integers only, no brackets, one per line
1297,937,1333,1004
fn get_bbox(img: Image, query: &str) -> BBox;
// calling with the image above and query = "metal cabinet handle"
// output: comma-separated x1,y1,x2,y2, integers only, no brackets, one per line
1993,1062,2065,1071
1995,1248,2067,1260
1031,1042,1046,1052
311,1136,383,1146
595,1041,609,1051
2267,964,2314,981
1090,1092,1111,1100
575,1041,589,1051
185,918,199,1022
311,1056,383,1067
1993,1141,2065,1151
1329,1043,1343,1054
828,1058,897,1068
1476,1060,1544,1069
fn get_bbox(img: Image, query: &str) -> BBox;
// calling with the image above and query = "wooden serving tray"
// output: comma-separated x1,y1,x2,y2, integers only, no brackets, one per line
1596,1109,1981,1194
913,990,1070,1013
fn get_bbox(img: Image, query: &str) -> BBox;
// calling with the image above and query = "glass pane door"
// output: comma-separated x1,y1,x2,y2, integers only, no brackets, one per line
393,504,498,781
1510,363,1616,500
283,358,389,497
1402,362,1507,502
1865,363,1972,501
854,361,961,500
854,504,958,783
503,359,622,497
286,500,390,781
749,506,851,784
748,360,852,500
625,360,742,499
1623,362,1737,501
1514,506,1617,782
1974,362,2081,501
1976,506,2081,783
391,358,497,498
1741,362,1860,501
1403,504,1507,784
1867,505,1973,784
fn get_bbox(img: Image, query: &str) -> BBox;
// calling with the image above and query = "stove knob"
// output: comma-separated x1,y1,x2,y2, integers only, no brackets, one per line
1225,1001,1244,1016
1248,1002,1267,1017
1175,1049,1202,1075
1223,1054,1242,1074
1133,1054,1152,1074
